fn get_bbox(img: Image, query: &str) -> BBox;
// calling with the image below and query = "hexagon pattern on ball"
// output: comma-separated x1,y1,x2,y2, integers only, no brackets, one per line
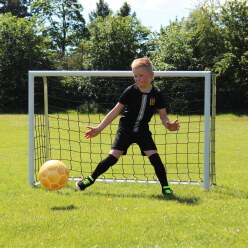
39,160,69,190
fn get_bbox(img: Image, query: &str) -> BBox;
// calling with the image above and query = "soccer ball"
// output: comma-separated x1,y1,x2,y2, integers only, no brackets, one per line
38,160,69,190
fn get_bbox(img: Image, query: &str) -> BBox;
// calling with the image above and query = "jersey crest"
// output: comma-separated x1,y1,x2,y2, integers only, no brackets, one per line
149,97,155,106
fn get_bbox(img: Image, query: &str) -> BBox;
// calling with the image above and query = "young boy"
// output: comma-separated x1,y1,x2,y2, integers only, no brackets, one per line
76,58,180,196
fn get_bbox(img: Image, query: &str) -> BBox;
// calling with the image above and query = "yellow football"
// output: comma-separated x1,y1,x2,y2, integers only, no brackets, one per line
38,160,69,190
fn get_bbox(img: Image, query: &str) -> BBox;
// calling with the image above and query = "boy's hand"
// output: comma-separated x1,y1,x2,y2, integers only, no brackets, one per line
85,126,100,139
166,120,180,131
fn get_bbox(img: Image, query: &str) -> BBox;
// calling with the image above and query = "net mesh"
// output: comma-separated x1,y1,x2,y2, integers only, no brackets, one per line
34,76,207,184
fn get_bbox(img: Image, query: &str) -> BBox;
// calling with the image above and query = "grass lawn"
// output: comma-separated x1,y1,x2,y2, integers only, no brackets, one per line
0,114,247,247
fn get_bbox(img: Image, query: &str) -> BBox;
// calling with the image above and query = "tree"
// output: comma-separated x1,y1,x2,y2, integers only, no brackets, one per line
214,0,248,112
150,19,196,71
86,15,151,70
117,1,136,17
0,0,30,17
0,14,54,112
31,0,88,57
184,0,248,113
186,2,225,71
150,20,202,113
89,0,111,21
66,15,151,109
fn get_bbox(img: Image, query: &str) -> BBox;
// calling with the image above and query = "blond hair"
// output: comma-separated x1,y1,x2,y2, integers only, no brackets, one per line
131,58,153,72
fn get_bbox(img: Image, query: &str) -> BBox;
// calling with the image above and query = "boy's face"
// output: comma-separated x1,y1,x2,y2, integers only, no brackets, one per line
132,66,154,90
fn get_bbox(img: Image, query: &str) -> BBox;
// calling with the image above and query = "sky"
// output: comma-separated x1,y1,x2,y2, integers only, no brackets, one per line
79,0,196,31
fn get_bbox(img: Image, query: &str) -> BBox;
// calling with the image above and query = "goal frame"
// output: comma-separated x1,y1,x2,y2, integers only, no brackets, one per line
28,70,215,190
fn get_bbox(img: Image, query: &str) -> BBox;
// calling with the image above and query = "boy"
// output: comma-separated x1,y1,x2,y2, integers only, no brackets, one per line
76,58,180,196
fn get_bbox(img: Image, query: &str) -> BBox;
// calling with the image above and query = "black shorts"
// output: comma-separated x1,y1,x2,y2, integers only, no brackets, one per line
111,129,157,156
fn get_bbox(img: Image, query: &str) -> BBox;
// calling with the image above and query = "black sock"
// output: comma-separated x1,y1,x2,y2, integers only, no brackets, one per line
149,153,169,187
91,154,118,180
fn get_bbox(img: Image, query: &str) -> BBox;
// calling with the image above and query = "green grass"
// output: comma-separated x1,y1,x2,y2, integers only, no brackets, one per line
0,114,247,247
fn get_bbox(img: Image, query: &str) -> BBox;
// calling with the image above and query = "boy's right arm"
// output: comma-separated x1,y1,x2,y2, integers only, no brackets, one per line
159,108,180,131
85,102,124,139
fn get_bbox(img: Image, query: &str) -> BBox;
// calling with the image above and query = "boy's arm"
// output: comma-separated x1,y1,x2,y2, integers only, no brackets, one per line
158,108,180,131
85,102,124,139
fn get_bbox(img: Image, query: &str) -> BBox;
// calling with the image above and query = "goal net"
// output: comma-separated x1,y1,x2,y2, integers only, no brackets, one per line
28,71,216,190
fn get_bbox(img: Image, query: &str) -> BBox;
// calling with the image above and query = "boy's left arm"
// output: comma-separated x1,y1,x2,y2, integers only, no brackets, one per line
158,108,180,131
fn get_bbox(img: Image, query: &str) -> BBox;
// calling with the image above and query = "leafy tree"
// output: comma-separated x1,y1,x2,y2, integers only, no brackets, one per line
0,13,53,112
89,0,111,21
31,0,88,56
150,19,196,71
117,1,136,17
86,15,151,70
66,15,151,110
186,2,225,71
57,41,92,70
150,20,202,114
0,0,30,17
151,0,248,113
214,0,248,112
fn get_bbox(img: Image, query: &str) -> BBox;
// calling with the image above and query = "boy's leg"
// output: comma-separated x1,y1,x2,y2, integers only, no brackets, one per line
76,151,122,191
91,153,119,179
148,152,173,196
77,128,131,191
148,152,169,186
138,133,173,196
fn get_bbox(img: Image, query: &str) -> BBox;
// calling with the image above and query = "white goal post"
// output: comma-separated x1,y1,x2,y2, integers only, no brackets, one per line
28,70,216,190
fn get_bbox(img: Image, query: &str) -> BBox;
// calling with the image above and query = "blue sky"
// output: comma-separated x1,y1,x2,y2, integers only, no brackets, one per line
79,0,196,31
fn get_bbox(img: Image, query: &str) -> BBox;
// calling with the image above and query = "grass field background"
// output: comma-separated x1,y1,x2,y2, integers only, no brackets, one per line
0,114,247,247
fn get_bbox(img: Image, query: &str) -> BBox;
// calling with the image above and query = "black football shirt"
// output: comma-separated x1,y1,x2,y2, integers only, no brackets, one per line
118,84,166,133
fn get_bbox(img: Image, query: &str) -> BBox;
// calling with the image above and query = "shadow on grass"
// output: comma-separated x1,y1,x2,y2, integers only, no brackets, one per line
50,204,77,211
35,185,201,205
151,194,200,205
75,189,200,205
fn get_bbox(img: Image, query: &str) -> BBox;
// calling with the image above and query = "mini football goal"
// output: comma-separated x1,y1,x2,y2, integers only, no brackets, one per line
28,71,216,190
